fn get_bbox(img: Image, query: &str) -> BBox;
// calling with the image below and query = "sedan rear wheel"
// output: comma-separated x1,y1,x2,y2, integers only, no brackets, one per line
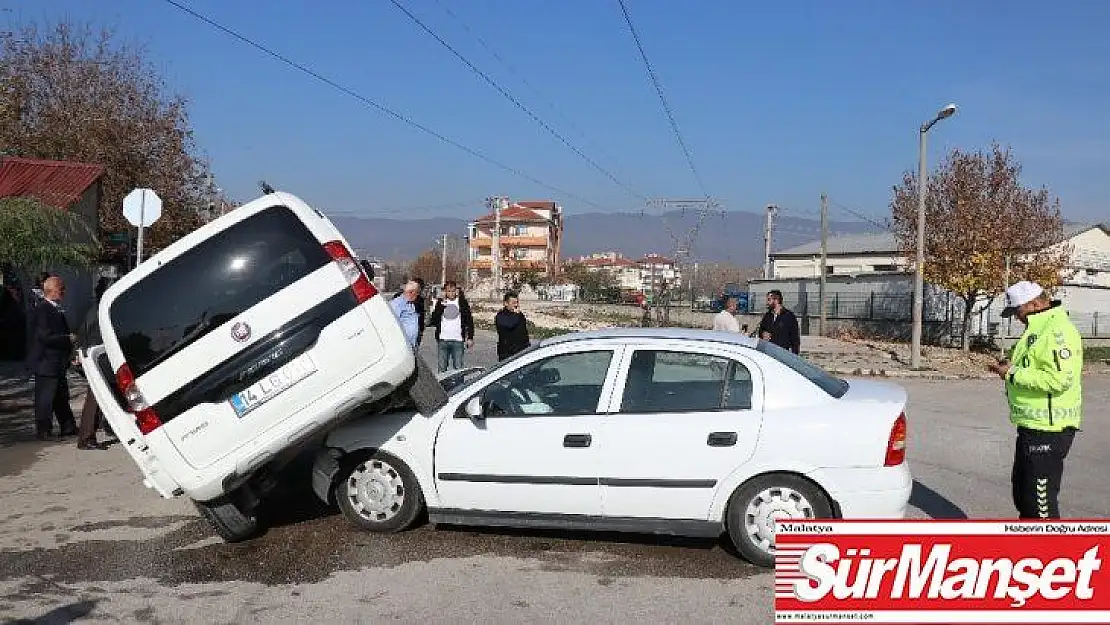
727,474,833,568
335,451,424,533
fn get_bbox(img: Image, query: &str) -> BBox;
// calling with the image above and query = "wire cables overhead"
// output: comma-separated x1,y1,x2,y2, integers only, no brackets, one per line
389,0,648,202
616,0,709,199
159,0,607,210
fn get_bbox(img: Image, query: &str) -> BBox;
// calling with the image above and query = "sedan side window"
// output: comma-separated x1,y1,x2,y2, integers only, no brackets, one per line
481,350,613,417
620,350,753,413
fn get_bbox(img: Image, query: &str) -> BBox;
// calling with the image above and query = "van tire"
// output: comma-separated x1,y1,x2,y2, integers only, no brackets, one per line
194,496,259,543
406,354,448,415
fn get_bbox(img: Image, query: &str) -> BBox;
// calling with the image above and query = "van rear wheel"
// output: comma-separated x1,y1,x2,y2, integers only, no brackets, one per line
194,496,259,543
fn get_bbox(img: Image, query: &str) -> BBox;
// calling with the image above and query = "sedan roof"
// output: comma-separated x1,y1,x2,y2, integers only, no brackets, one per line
541,327,760,349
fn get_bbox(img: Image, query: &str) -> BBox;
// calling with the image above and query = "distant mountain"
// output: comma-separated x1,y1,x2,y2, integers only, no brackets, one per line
331,210,879,266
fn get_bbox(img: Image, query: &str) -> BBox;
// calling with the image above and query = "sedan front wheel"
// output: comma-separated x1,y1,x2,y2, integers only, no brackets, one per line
726,473,833,568
335,451,424,533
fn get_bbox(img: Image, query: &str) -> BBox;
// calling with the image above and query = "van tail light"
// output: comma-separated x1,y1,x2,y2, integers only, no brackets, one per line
323,240,378,303
116,363,163,435
884,411,907,467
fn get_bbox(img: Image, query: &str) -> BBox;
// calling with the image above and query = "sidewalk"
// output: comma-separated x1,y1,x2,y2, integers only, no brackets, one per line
0,360,88,448
801,336,1110,380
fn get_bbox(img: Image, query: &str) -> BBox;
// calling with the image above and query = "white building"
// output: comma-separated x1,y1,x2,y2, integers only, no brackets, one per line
757,223,1110,338
576,252,643,291
769,233,909,278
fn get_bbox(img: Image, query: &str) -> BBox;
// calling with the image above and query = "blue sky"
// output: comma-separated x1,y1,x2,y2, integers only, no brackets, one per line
6,0,1109,224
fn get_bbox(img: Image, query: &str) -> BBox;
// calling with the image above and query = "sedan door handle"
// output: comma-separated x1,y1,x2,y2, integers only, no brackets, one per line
563,434,592,448
707,431,738,447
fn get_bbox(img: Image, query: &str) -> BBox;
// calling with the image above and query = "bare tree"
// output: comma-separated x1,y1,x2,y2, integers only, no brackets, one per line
409,248,466,285
890,143,1071,351
0,20,212,252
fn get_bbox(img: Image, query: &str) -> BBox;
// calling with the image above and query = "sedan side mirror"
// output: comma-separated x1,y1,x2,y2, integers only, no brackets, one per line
465,395,484,421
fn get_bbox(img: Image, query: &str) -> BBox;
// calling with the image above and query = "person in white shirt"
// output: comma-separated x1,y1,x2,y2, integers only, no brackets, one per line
427,281,475,372
713,297,741,332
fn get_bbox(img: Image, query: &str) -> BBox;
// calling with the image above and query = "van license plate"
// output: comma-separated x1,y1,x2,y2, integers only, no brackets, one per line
228,353,317,417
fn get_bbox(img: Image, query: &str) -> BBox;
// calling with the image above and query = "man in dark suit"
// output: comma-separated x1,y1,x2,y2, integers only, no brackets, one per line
28,276,78,441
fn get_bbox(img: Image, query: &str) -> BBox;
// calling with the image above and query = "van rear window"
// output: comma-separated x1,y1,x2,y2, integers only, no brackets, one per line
109,206,331,377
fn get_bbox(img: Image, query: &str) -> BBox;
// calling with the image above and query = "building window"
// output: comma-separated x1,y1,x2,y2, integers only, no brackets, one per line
872,264,897,272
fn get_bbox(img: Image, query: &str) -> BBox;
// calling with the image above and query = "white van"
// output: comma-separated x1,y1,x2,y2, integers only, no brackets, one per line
79,190,428,542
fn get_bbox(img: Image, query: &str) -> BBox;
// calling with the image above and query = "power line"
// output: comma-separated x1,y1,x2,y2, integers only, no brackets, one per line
323,198,487,217
429,0,631,181
827,198,892,231
159,0,607,211
616,0,709,199
389,0,648,202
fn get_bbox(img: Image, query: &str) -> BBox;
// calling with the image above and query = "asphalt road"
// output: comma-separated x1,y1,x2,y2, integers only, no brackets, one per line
2,329,1108,623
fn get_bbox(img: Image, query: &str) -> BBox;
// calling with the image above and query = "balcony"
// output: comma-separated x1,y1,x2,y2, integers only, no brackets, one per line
469,259,547,270
469,235,549,248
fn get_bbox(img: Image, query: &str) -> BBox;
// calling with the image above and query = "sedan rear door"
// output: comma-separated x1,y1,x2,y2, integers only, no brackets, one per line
597,344,765,521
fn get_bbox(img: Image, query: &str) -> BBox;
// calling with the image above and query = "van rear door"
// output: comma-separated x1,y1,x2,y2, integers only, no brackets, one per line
78,345,181,498
101,202,391,470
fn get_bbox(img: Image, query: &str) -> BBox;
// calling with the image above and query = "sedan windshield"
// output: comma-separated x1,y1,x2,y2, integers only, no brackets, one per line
755,339,850,398
445,343,542,395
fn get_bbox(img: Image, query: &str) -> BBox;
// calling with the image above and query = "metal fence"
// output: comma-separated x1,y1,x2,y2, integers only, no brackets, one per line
780,291,1109,338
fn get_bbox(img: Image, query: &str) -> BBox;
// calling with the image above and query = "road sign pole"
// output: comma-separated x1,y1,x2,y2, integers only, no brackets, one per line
123,187,162,268
136,192,146,265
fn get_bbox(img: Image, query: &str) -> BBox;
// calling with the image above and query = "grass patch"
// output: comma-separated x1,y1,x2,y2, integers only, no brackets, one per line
1086,346,1110,363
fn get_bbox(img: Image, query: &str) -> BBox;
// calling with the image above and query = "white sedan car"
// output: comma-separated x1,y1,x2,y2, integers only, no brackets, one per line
310,328,911,567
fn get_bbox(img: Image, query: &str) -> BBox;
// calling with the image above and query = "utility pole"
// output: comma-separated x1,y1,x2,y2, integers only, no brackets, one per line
1001,253,1011,355
690,261,698,311
763,204,778,279
487,196,507,300
440,233,449,286
819,194,828,337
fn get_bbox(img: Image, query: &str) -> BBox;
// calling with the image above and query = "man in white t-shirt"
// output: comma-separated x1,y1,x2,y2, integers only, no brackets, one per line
713,296,741,333
427,281,475,372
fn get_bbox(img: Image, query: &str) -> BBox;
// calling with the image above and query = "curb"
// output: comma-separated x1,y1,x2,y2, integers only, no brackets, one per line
826,367,998,381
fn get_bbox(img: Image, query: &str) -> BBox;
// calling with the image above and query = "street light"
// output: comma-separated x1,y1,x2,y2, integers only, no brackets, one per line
911,103,958,369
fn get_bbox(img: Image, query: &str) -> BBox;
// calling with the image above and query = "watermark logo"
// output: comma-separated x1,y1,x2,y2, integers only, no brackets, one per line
774,520,1110,623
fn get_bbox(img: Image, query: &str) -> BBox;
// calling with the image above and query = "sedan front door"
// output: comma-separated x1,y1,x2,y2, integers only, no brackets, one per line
597,346,764,521
432,346,622,516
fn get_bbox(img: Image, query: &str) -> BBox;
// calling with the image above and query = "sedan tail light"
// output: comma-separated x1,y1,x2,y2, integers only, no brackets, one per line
884,411,907,467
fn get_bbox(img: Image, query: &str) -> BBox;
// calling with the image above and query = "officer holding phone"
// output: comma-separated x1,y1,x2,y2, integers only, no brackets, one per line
987,281,1084,519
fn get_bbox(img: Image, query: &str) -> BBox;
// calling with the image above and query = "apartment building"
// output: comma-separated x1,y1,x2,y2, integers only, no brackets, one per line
638,253,682,292
467,200,564,284
576,252,642,290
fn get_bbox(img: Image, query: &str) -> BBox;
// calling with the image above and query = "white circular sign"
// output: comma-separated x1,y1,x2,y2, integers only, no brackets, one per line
122,188,163,228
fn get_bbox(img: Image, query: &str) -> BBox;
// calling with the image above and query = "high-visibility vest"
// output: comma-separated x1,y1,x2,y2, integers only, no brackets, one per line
1005,305,1084,431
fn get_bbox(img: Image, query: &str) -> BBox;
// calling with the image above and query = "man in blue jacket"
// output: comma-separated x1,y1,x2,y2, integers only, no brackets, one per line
390,280,422,349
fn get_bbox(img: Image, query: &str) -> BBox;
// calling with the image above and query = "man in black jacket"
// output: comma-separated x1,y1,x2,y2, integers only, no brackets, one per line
27,276,78,440
757,289,801,354
495,291,530,361
426,281,475,372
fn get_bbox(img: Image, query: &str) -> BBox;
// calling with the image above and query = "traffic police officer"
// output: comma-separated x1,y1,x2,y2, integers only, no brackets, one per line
987,281,1083,519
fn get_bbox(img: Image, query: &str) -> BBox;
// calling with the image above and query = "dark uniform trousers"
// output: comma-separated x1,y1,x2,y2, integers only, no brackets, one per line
1012,426,1077,519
